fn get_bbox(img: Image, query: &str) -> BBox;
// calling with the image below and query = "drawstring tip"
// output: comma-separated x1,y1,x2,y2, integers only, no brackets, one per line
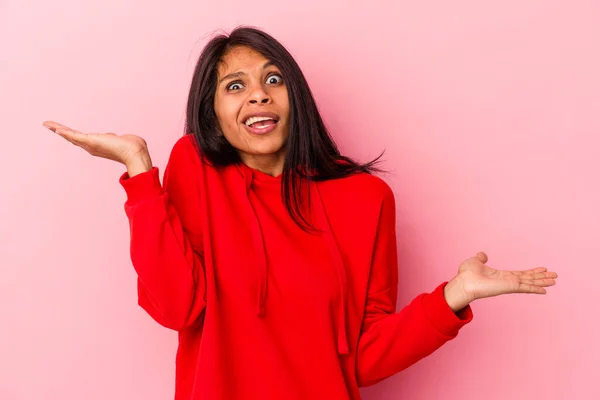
337,332,350,355
337,341,350,355
257,303,265,317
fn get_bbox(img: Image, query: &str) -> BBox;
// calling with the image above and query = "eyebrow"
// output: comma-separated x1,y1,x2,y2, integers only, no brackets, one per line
218,61,277,85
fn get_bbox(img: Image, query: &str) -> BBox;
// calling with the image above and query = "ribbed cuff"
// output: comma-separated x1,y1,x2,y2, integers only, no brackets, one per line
421,281,473,338
118,166,164,205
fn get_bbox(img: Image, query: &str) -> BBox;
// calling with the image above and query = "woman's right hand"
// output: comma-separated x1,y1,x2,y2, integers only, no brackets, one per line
43,120,153,176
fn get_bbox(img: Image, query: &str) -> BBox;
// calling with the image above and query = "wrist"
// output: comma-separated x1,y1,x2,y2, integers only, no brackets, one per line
443,276,472,313
125,150,152,178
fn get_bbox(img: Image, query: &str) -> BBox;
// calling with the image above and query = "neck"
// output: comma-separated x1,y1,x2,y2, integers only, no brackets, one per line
240,151,286,177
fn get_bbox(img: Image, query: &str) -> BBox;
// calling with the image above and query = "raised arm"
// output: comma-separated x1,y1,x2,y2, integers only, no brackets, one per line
43,121,206,330
119,137,206,330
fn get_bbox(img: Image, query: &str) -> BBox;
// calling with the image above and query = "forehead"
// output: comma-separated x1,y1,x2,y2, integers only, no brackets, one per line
217,45,270,76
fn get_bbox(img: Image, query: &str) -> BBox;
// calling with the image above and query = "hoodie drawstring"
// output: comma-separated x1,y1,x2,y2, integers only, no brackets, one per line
238,164,350,355
241,165,268,317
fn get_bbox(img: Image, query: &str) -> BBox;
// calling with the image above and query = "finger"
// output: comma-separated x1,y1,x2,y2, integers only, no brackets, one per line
56,131,90,152
527,267,548,273
520,271,558,280
54,124,84,135
53,127,77,142
43,121,72,132
43,121,83,135
475,251,488,264
51,125,76,143
517,282,547,294
55,126,90,146
42,121,59,131
511,267,549,276
519,277,556,287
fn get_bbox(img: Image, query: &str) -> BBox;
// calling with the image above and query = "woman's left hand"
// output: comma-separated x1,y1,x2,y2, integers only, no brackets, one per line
443,252,558,312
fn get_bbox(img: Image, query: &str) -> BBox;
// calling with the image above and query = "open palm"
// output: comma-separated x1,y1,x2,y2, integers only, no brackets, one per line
458,252,558,301
43,120,148,165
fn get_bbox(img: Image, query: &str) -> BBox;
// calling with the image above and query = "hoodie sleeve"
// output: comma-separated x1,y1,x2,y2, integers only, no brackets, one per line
119,136,206,331
355,184,473,387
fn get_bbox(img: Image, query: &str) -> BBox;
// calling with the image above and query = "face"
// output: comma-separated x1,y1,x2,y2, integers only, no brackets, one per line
213,45,290,173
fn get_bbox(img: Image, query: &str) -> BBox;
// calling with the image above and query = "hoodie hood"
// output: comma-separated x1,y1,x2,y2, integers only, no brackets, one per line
236,162,350,355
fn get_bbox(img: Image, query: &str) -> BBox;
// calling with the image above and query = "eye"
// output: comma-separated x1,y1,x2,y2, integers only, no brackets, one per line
266,74,283,85
226,81,244,91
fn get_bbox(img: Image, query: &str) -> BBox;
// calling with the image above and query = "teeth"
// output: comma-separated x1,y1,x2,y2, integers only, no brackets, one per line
245,116,275,126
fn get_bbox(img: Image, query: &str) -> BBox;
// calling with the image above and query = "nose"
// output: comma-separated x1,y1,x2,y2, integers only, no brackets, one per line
248,85,271,105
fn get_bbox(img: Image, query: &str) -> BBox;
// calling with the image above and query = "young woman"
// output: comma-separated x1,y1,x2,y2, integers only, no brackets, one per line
43,26,558,400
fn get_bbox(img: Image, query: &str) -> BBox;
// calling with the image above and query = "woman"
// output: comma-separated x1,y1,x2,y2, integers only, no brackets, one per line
43,27,558,400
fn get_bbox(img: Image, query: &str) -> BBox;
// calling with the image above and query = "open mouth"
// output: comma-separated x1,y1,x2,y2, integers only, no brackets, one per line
243,115,279,135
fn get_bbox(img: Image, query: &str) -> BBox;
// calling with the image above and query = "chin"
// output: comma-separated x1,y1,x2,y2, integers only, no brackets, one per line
243,142,286,157
236,131,288,156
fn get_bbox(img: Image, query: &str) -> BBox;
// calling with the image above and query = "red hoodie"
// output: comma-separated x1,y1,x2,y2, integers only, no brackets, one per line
119,134,473,399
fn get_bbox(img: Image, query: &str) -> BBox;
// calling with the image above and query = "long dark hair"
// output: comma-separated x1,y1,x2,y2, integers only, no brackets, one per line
185,26,385,232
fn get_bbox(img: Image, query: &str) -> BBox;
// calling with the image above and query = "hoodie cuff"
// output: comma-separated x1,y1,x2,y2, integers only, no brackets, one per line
422,281,473,338
118,166,164,205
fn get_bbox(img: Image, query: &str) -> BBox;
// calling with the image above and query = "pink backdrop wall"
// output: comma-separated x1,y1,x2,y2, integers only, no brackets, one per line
1,0,598,399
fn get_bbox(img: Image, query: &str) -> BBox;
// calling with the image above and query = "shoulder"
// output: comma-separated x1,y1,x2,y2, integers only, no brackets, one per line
169,134,201,163
167,134,217,173
164,134,208,188
318,171,396,213
348,172,394,200
323,171,394,200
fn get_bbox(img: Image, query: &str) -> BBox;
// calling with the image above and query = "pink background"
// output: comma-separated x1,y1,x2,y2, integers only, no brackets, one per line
1,0,598,399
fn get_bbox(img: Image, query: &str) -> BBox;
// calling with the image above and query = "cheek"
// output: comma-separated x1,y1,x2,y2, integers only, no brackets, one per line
276,92,290,119
215,101,242,130
223,111,239,130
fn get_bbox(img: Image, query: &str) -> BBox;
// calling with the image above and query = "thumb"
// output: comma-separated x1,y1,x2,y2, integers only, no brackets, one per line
475,251,488,264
